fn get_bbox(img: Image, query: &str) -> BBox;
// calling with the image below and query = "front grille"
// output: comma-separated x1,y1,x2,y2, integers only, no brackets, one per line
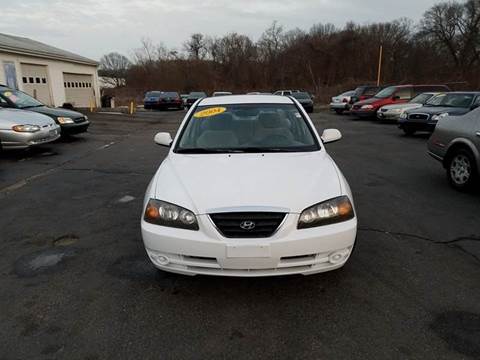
408,113,429,121
209,212,286,238
74,116,86,123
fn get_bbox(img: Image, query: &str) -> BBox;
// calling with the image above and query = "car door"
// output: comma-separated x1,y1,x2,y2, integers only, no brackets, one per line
471,98,480,151
393,87,412,103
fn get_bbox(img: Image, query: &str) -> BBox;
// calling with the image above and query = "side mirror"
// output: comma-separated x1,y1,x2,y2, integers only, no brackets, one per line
154,132,173,147
392,95,400,101
321,129,342,144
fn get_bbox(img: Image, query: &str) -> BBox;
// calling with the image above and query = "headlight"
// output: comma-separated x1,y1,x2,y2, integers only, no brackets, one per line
84,115,88,121
400,112,408,119
432,113,449,121
12,124,40,133
361,105,374,110
57,117,74,124
144,199,199,230
298,196,354,229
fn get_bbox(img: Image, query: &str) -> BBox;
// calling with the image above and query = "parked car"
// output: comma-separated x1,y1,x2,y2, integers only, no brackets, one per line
180,94,189,107
349,85,384,104
144,91,183,110
142,95,357,276
330,90,356,114
274,90,293,96
351,85,450,119
291,92,314,113
213,91,233,97
377,92,442,122
247,92,272,95
399,92,480,135
185,92,208,108
0,108,60,150
427,107,480,190
0,85,89,135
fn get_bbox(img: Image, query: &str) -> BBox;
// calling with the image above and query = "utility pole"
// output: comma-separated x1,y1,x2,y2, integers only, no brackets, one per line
377,45,383,86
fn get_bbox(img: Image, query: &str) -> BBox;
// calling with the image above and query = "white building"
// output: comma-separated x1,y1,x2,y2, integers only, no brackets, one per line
0,33,100,108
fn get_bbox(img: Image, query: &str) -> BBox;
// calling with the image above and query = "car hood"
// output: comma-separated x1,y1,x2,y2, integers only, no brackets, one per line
153,151,342,214
382,103,421,111
28,106,85,119
0,108,55,128
406,106,470,115
296,98,313,104
354,97,381,106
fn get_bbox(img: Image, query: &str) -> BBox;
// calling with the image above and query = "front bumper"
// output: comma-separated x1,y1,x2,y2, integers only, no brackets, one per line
398,120,436,132
60,120,90,135
377,111,401,121
329,103,349,110
0,126,61,149
350,109,376,118
141,214,357,277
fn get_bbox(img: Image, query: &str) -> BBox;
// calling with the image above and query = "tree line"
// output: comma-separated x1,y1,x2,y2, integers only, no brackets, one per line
100,0,480,103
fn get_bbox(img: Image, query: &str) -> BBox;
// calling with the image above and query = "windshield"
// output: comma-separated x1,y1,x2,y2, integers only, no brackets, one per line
340,91,355,97
0,89,44,109
292,92,311,100
409,93,434,104
425,93,474,107
175,104,320,153
145,91,161,97
374,86,397,99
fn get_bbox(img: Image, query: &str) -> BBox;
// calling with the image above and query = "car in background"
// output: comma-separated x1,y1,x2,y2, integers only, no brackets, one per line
0,108,60,150
274,90,293,96
213,92,233,97
185,92,208,109
142,94,357,276
351,85,450,119
349,85,384,104
180,94,189,107
377,92,441,122
0,85,89,135
291,92,314,113
247,92,272,95
399,92,480,135
428,106,480,190
330,90,356,114
144,91,183,110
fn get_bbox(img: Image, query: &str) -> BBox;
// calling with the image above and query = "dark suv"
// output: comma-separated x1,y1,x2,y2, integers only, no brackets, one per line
185,92,208,109
144,91,183,110
0,85,89,135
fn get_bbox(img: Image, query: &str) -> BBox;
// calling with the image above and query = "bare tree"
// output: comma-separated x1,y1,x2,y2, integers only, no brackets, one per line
99,52,131,87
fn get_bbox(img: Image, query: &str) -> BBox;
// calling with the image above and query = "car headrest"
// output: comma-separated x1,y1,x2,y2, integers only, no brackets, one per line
258,112,289,129
201,113,234,131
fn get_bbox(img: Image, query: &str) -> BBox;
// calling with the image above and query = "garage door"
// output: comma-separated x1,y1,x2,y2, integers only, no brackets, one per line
20,64,52,105
63,73,94,108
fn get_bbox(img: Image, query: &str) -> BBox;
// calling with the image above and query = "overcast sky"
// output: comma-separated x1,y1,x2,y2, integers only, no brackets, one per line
2,0,440,61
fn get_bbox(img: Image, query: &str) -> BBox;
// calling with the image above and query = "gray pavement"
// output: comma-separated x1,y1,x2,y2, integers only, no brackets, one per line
0,109,479,360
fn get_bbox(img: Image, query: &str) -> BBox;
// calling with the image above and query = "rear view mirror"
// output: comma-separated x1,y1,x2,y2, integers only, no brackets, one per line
321,129,342,144
154,132,173,147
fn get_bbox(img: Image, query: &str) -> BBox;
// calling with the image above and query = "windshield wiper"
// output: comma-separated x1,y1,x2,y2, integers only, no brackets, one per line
20,105,44,109
176,148,244,154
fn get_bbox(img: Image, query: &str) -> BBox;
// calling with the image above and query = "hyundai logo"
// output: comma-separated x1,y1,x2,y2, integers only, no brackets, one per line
239,221,256,230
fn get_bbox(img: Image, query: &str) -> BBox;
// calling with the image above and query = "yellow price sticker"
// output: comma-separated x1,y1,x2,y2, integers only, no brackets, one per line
3,91,12,97
193,107,227,118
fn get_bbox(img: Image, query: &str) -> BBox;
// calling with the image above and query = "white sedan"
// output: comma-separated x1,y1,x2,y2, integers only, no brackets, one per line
141,95,357,277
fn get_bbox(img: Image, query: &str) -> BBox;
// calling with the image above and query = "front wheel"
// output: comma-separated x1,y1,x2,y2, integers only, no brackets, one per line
447,149,478,191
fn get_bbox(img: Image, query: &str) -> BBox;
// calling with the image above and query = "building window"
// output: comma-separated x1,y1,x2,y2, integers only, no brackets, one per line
64,82,67,88
22,77,27,83
29,77,34,83
35,77,41,84
42,78,46,84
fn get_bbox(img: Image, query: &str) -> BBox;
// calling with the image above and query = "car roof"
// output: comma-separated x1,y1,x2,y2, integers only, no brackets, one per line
199,95,294,106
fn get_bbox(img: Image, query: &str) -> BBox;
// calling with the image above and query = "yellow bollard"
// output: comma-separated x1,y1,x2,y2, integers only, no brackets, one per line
90,99,94,113
129,101,134,115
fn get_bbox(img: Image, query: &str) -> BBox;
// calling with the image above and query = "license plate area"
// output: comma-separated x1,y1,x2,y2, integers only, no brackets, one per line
226,244,271,258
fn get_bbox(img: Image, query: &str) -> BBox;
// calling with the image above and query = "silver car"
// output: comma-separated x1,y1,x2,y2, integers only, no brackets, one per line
0,108,61,150
427,107,480,190
377,92,441,122
330,91,355,114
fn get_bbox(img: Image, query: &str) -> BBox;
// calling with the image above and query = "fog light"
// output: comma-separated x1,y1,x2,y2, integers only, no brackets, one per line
328,249,350,264
152,254,169,266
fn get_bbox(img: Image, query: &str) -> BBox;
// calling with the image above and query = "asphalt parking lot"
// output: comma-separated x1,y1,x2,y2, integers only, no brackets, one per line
0,109,479,360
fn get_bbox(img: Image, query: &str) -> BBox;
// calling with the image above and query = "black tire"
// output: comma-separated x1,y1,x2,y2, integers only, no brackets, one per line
403,127,416,136
446,148,478,191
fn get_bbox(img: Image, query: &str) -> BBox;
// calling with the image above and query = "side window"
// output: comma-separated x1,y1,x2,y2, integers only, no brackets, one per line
395,88,412,100
473,96,480,108
0,96,8,106
364,87,378,96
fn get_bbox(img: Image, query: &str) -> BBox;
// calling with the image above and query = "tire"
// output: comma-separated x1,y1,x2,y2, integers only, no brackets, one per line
446,148,478,191
403,127,416,136
334,109,344,115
